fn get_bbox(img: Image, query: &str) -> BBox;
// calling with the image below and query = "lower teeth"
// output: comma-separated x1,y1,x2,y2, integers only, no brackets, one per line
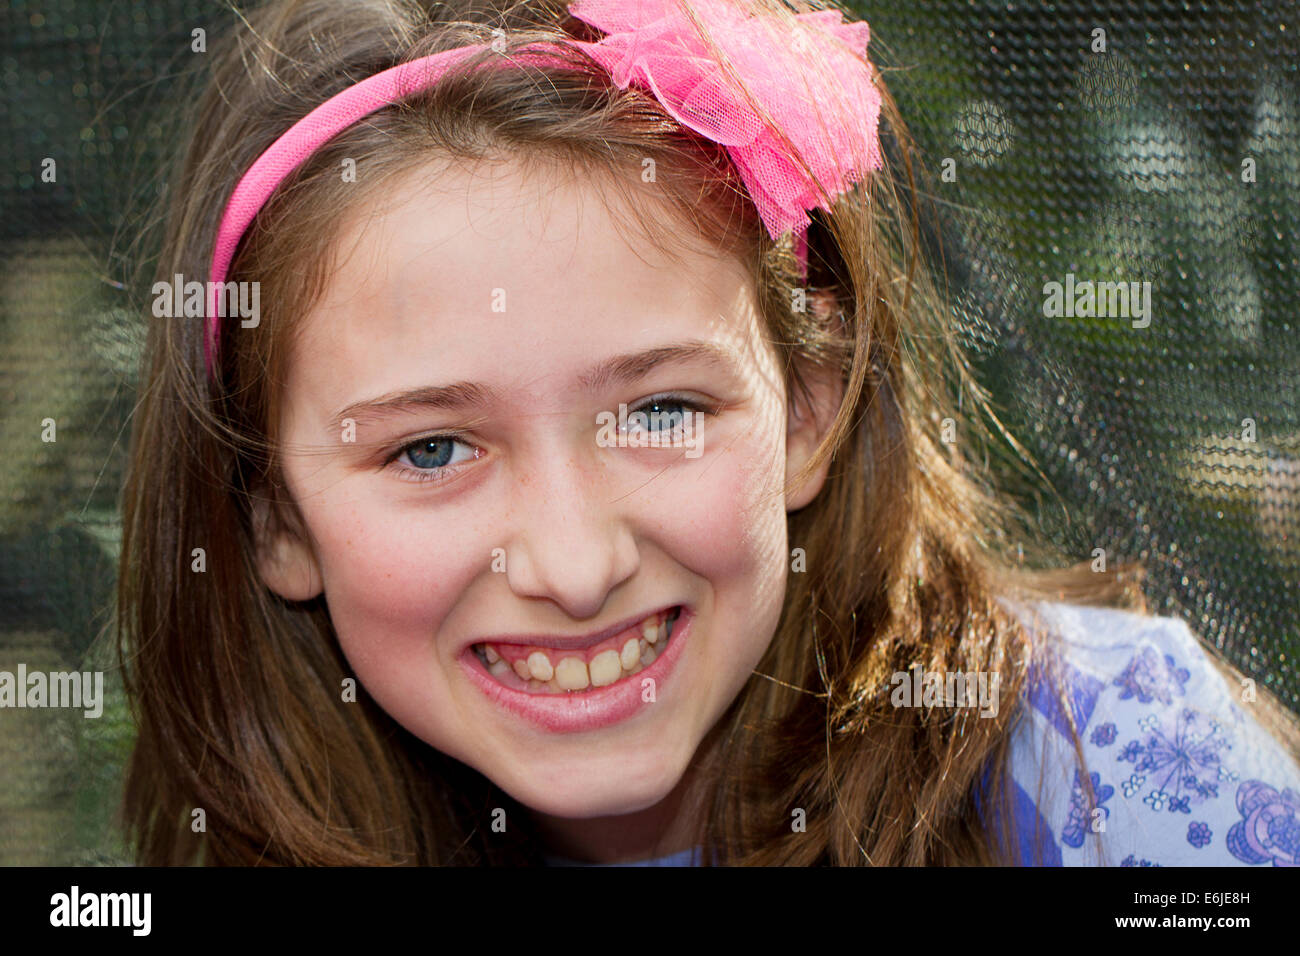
478,609,680,693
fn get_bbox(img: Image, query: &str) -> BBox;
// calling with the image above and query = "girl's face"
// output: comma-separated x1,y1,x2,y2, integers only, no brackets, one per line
257,155,837,847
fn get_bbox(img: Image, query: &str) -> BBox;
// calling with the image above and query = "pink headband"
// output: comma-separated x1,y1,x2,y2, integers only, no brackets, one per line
204,0,883,376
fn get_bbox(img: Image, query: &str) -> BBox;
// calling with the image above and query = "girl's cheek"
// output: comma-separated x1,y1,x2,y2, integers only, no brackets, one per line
616,426,791,663
657,443,786,577
303,489,478,647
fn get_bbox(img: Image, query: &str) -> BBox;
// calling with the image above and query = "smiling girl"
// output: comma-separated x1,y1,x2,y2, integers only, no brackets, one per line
116,0,1300,866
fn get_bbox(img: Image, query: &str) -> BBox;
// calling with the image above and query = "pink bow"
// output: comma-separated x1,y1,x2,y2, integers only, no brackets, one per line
568,0,883,244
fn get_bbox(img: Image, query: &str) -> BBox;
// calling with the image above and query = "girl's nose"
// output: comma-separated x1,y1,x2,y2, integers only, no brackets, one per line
501,449,640,619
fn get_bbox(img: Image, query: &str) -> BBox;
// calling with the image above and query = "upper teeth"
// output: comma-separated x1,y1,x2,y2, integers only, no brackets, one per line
478,609,679,692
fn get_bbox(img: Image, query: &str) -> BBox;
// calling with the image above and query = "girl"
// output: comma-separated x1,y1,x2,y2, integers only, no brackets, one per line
116,0,1300,866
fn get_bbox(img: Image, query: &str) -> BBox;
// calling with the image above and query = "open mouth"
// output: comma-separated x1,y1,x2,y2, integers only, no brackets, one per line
471,606,683,694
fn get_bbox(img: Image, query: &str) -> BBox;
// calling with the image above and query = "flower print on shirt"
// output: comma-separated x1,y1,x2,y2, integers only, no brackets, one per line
1116,707,1231,815
1226,780,1300,867
1112,646,1190,706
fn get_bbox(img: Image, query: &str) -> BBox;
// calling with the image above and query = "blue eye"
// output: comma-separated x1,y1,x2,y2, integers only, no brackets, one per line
639,399,686,429
406,438,456,469
390,435,478,482
623,395,709,437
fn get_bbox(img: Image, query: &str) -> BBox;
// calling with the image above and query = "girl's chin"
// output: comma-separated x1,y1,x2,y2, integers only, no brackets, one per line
489,756,687,821
514,791,679,824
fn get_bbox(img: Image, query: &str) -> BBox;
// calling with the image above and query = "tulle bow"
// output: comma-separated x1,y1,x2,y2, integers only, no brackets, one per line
569,0,883,243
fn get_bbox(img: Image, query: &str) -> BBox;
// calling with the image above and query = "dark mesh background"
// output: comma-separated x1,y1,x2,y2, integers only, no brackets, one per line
0,1,1295,863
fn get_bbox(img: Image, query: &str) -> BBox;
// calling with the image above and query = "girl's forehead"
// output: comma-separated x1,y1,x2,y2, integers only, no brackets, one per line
309,155,746,321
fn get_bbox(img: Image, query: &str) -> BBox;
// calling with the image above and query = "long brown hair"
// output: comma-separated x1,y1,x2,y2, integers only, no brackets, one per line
115,0,1300,865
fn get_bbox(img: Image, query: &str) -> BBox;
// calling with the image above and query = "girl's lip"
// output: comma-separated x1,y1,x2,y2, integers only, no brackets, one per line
458,606,692,734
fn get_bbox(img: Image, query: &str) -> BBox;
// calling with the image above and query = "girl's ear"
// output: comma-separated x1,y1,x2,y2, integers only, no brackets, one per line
784,354,844,513
251,494,324,601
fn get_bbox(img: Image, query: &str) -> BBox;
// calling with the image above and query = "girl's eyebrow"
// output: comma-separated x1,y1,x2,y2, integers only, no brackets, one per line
327,339,737,430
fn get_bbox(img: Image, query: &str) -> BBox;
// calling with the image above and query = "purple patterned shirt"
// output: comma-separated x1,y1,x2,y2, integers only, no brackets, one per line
993,600,1300,866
